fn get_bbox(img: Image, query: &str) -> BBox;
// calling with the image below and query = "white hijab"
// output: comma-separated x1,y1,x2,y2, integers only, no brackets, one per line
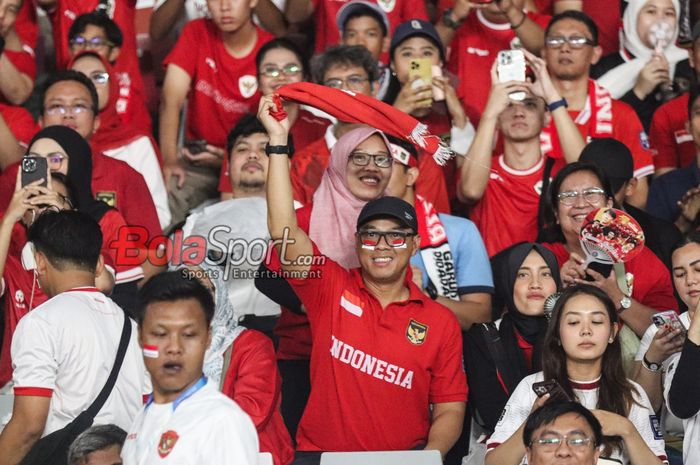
597,0,687,98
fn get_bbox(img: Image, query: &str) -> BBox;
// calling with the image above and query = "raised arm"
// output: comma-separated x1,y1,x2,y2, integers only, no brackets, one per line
458,62,530,204
258,95,314,275
0,111,23,170
524,49,584,163
0,31,33,105
149,0,186,41
283,0,313,24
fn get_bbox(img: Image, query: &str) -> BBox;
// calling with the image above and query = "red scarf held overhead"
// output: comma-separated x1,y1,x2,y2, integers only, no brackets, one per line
540,79,613,157
67,51,150,154
271,83,453,166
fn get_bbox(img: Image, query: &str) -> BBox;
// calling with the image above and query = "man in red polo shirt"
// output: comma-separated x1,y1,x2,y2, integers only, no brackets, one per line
649,20,700,177
540,10,654,209
260,96,466,464
160,0,273,228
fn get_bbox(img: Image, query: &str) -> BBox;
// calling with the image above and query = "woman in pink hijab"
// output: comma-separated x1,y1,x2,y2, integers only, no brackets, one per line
259,124,393,440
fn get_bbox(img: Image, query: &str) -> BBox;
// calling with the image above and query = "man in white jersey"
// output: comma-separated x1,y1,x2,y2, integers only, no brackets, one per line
0,211,148,465
121,271,258,465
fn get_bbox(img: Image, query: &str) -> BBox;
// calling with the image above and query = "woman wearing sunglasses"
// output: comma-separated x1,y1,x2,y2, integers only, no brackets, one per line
485,284,667,465
219,38,331,198
539,162,676,342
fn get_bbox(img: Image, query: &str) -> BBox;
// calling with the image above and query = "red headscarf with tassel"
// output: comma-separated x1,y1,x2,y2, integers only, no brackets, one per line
271,82,453,166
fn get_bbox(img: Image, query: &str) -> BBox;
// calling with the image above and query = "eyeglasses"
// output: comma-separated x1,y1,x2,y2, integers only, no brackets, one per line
531,433,594,451
348,152,393,168
323,75,369,91
89,72,110,85
27,152,67,169
69,36,115,49
259,64,302,78
358,230,416,248
557,187,606,206
545,36,596,49
44,103,92,116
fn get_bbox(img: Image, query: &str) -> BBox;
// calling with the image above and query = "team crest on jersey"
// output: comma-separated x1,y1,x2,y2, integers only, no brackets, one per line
14,290,25,308
377,0,396,12
639,131,650,150
157,430,179,458
406,319,428,345
239,75,258,99
96,191,116,207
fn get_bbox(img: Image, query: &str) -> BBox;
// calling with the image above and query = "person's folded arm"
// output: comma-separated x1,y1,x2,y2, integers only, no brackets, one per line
0,395,50,465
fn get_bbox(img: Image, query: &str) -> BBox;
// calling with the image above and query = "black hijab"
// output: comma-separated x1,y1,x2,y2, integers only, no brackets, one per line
29,126,110,222
490,242,561,378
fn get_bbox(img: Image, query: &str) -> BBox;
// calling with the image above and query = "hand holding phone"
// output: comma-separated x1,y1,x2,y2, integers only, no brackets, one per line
184,139,208,155
497,50,526,101
652,310,687,338
408,58,434,107
532,379,573,403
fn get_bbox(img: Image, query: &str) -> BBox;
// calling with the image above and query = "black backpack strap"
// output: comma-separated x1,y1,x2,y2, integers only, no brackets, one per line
84,312,132,418
481,323,519,395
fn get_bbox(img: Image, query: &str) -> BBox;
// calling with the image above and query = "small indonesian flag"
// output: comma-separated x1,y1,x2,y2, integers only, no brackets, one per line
143,344,159,358
340,290,363,317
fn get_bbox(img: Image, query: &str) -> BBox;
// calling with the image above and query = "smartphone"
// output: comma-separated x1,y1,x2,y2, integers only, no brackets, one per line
409,58,434,106
585,262,613,281
184,139,208,155
532,379,573,403
21,156,48,188
431,65,445,101
652,310,687,337
497,49,526,101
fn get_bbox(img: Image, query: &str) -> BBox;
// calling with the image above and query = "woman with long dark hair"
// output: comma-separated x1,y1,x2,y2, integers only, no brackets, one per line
485,284,667,465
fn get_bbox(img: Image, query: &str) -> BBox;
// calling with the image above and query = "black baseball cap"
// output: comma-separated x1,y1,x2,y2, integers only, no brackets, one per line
357,196,418,231
579,138,633,194
336,1,389,36
389,19,445,61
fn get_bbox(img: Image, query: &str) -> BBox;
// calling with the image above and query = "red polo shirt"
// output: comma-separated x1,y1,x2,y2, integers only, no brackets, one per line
649,93,695,171
270,244,467,451
0,103,38,147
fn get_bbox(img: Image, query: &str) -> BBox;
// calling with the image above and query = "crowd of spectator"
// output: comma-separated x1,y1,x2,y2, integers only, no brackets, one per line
1,0,700,464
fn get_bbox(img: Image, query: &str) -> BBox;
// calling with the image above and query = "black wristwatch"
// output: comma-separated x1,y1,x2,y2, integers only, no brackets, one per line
442,9,463,29
265,144,291,156
642,354,663,373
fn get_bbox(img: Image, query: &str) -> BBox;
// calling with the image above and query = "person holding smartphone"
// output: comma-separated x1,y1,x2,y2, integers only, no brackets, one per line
485,284,668,465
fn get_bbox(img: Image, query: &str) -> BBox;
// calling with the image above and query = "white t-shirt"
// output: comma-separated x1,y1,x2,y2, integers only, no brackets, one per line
121,379,258,465
664,352,699,465
486,372,668,465
11,288,148,435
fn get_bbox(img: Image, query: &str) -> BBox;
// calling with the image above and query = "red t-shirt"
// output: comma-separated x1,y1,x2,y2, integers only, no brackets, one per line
649,93,695,171
0,255,48,386
3,46,36,81
417,109,454,214
583,1,621,56
544,242,678,312
219,109,331,193
540,82,655,179
270,245,467,451
14,0,38,50
100,209,144,284
312,0,428,58
290,137,331,206
221,330,295,465
165,19,273,149
470,155,563,257
0,103,38,147
47,0,149,129
446,11,551,126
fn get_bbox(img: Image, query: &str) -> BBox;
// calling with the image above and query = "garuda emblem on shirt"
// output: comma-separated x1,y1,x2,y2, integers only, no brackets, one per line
158,430,179,458
406,319,428,345
239,75,258,99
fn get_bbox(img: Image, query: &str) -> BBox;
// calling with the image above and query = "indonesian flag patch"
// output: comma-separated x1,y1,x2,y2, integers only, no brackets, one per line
340,290,363,317
158,430,179,458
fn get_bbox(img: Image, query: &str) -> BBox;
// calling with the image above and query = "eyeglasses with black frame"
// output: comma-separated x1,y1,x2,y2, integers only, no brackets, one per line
69,36,115,49
530,433,594,451
358,229,416,248
557,187,606,206
348,152,393,168
259,64,302,78
323,75,369,91
544,36,596,49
